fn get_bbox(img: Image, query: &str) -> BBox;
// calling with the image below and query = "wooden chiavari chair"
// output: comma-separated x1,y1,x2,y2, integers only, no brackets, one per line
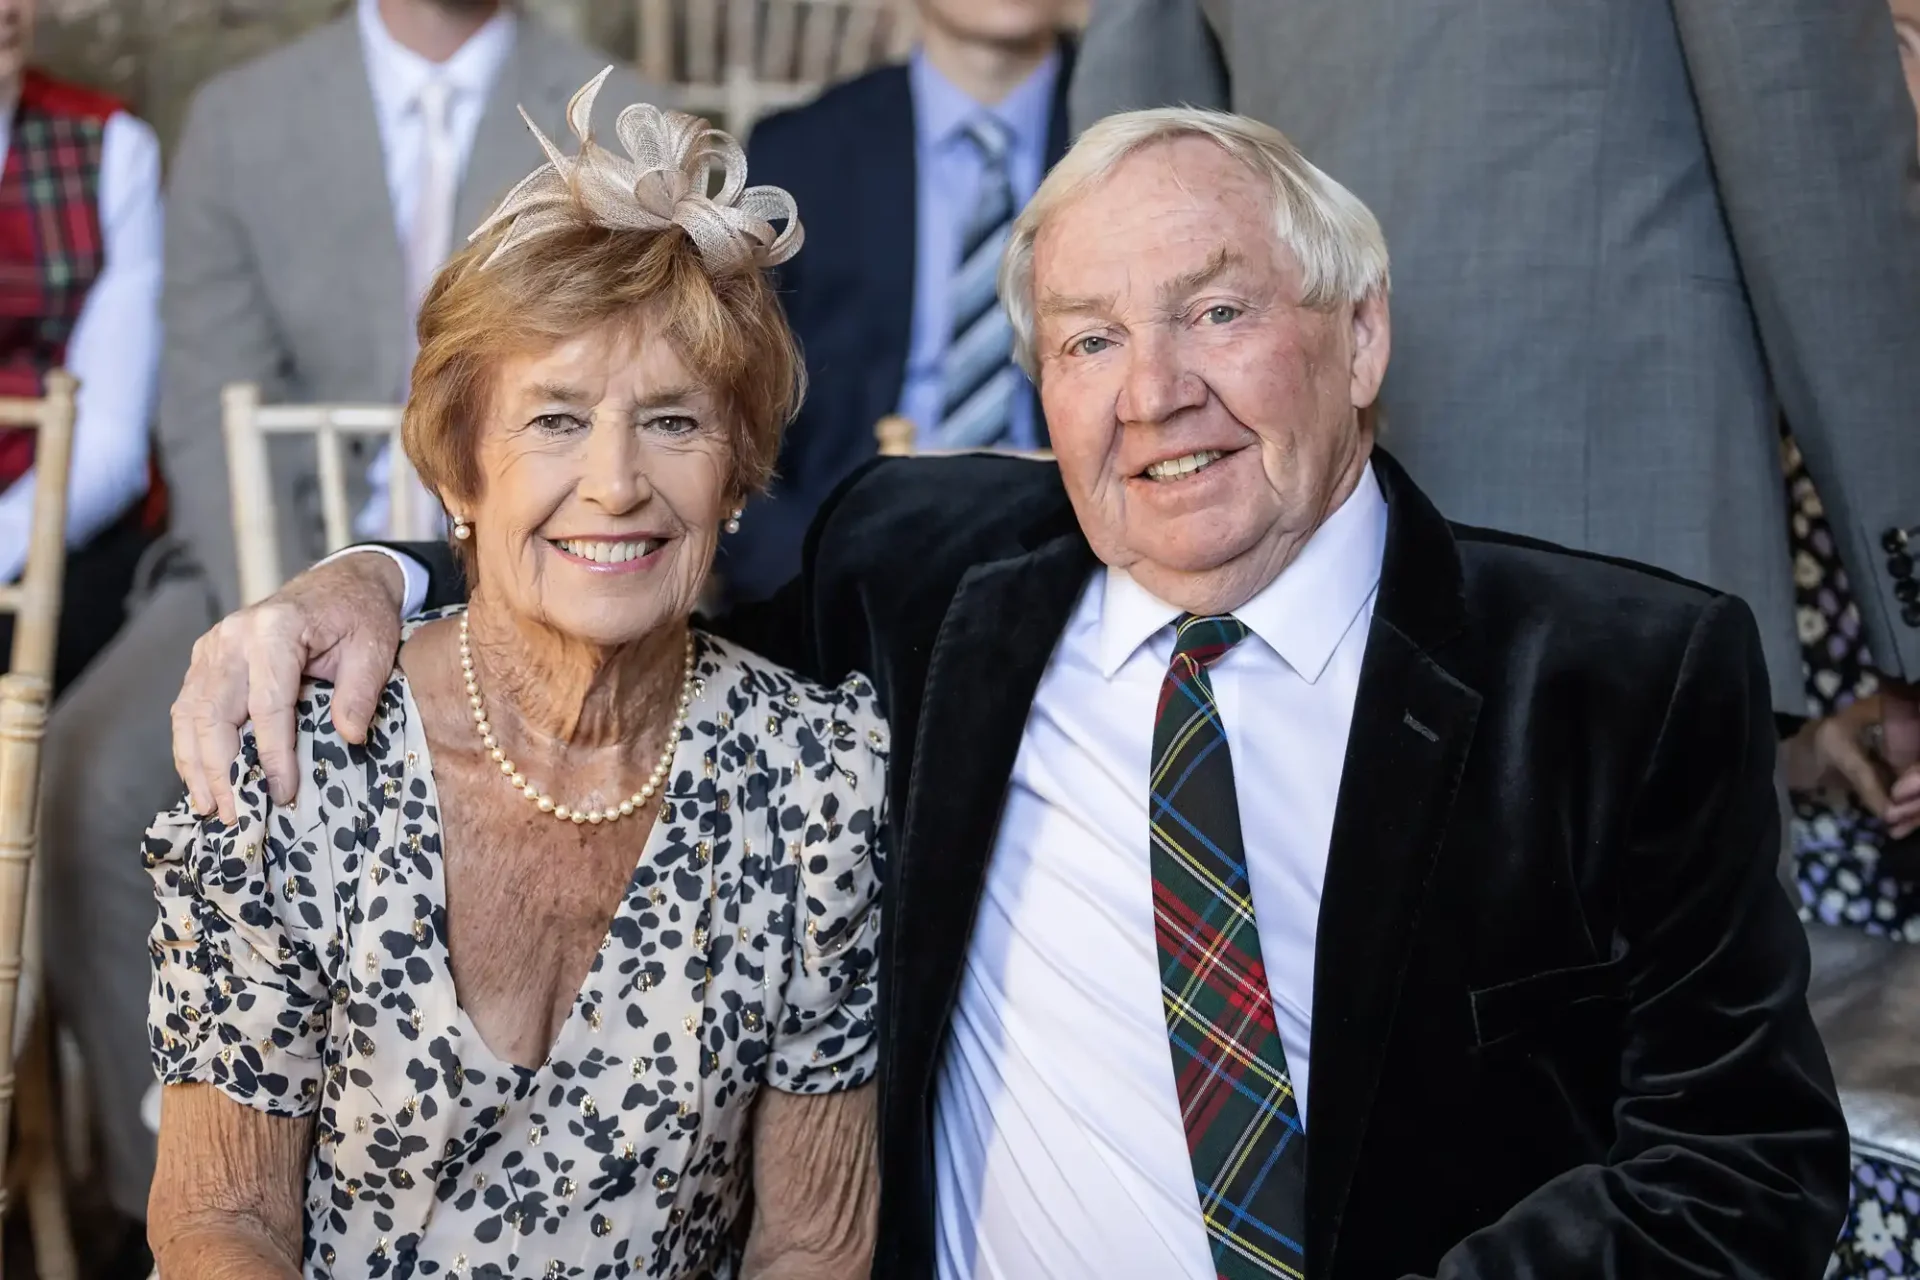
0,370,79,1280
222,384,419,607
637,0,917,137
874,414,1055,461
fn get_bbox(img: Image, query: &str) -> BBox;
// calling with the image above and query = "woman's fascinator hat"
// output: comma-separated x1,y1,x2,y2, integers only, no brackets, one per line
469,66,803,273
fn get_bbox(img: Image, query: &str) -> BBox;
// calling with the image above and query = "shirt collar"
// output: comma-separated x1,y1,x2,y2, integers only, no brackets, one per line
909,43,1061,154
1095,462,1390,681
358,0,517,116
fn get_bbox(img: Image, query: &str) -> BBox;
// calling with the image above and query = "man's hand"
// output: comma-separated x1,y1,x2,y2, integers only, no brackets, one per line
171,553,408,824
1781,684,1920,839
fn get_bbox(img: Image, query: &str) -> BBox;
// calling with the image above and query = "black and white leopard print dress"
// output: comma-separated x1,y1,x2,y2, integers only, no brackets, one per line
144,621,887,1280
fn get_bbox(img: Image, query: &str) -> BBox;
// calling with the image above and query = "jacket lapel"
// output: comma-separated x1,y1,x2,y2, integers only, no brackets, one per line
1305,452,1483,1275
888,504,1096,1099
305,15,411,402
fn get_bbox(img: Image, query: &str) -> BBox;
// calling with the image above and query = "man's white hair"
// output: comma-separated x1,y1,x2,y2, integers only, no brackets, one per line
1000,107,1391,378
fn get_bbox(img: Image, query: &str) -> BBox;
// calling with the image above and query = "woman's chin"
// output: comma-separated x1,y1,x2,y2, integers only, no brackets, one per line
538,606,679,650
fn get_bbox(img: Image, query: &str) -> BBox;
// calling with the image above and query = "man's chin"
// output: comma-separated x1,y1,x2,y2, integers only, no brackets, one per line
1119,545,1283,615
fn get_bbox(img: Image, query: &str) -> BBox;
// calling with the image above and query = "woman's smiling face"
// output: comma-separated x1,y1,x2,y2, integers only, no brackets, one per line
459,312,736,647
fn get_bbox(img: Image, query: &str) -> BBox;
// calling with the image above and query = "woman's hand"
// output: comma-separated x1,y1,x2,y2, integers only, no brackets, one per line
1781,687,1920,839
172,551,408,824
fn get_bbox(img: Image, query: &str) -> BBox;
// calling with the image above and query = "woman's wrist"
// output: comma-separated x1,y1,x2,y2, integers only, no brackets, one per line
148,1222,303,1280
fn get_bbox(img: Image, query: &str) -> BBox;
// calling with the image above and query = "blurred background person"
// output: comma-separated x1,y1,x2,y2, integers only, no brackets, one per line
719,0,1078,603
0,0,161,694
36,0,645,1255
1070,0,1920,795
1775,0,1920,1272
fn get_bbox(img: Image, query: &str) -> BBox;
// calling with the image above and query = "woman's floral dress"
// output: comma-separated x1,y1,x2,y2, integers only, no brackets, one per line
145,620,887,1280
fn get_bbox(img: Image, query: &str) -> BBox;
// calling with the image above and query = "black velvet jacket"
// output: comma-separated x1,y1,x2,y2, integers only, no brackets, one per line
406,448,1848,1279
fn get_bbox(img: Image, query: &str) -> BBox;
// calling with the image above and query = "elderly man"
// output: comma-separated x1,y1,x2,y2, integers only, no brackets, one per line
170,109,1847,1279
1073,0,1920,838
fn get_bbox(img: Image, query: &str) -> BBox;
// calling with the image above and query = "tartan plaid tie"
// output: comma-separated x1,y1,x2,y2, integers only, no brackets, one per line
1152,614,1307,1279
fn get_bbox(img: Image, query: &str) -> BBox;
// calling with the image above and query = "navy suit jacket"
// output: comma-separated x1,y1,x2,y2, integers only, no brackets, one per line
719,43,1076,603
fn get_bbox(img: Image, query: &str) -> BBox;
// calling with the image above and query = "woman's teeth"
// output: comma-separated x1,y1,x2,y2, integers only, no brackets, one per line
1144,450,1224,481
554,538,659,564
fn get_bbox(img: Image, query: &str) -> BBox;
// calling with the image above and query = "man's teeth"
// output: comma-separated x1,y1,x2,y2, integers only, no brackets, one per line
554,538,660,564
1144,450,1224,480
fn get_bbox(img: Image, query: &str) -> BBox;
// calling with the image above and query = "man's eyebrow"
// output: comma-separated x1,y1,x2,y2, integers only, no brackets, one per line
1037,288,1118,319
1156,247,1243,309
1034,247,1249,323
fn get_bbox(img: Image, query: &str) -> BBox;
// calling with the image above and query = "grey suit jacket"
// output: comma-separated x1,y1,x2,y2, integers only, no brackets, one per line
157,14,648,613
1072,0,1920,713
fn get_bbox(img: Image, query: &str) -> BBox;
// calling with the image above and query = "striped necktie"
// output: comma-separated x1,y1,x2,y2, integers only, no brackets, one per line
935,115,1022,450
1152,614,1308,1279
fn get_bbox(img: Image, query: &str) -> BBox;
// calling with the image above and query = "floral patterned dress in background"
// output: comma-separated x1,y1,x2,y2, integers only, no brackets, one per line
1784,437,1920,1278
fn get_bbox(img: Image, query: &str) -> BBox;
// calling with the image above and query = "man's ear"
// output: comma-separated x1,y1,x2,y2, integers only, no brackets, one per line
1349,287,1392,413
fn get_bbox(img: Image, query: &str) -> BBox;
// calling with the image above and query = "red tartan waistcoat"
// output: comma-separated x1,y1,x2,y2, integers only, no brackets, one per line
0,71,165,531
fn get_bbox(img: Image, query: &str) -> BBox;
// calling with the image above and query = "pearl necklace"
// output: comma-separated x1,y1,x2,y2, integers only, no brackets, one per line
459,614,695,825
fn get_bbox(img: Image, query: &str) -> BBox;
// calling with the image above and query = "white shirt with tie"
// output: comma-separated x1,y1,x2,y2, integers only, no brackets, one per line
933,464,1389,1280
351,0,516,539
0,106,161,584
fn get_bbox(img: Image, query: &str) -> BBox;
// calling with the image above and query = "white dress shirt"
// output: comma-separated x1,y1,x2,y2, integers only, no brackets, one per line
0,107,162,583
356,0,514,276
933,465,1389,1280
352,0,516,539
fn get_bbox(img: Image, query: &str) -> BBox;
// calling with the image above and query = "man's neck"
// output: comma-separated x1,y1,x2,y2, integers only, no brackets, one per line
0,75,21,119
919,21,1057,107
377,0,501,63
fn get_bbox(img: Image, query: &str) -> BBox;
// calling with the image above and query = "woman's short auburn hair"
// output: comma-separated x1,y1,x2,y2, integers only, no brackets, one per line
403,218,804,513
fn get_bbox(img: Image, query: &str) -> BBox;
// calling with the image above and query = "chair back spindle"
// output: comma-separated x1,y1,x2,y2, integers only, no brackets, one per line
871,414,1054,461
0,369,75,1273
222,384,415,606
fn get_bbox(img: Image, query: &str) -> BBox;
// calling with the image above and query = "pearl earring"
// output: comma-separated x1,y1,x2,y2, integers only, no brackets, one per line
724,508,743,535
452,517,472,541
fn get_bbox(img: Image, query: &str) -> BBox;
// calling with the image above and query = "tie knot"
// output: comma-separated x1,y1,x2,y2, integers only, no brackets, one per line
963,115,1012,165
415,78,454,127
1171,614,1249,671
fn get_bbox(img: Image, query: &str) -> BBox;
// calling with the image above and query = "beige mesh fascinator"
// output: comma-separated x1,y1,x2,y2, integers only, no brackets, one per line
470,66,803,272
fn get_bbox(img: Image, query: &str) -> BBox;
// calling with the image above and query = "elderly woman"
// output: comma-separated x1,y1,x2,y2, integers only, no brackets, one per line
142,72,883,1280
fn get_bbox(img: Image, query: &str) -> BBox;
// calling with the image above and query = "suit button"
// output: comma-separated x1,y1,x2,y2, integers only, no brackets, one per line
1887,527,1913,555
1898,579,1920,603
1905,603,1920,628
1891,553,1916,580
